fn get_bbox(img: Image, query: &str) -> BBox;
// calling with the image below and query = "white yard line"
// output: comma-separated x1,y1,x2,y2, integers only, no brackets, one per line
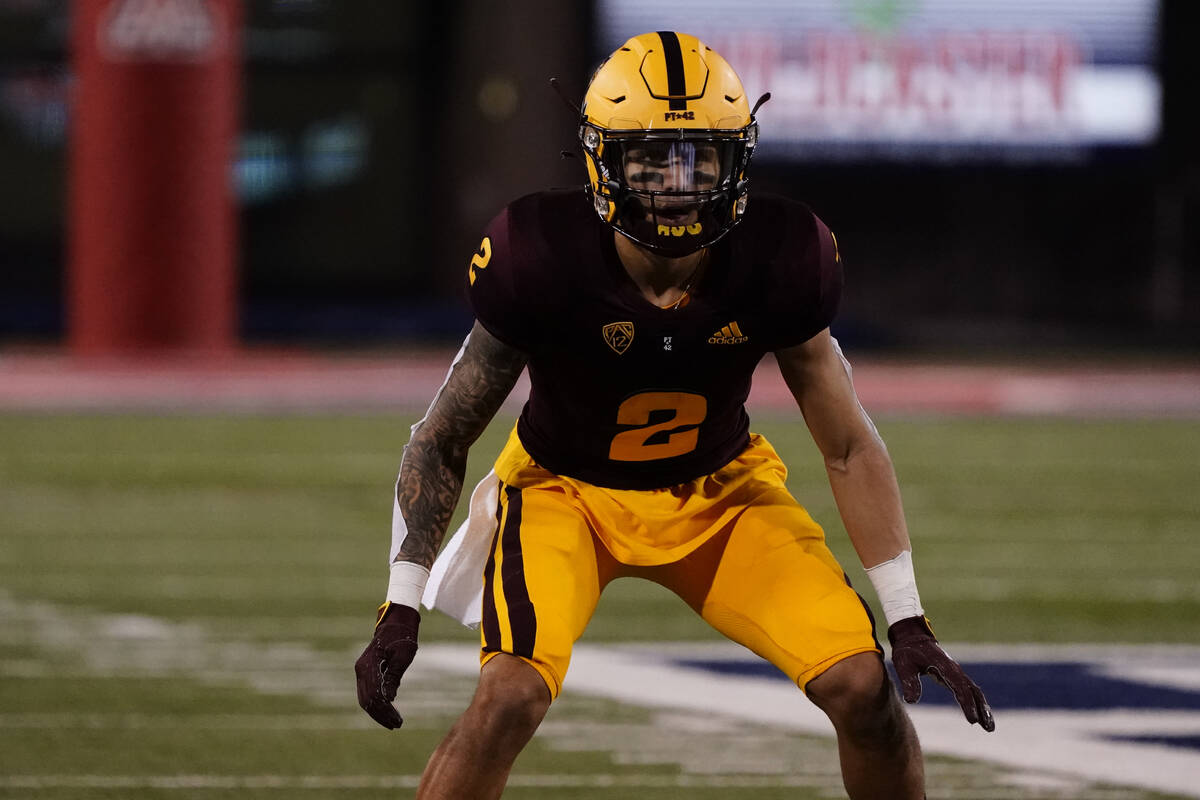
0,591,473,716
5,591,1198,798
0,773,1124,795
0,713,374,730
422,642,1200,799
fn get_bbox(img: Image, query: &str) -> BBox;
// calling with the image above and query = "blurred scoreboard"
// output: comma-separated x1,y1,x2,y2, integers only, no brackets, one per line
595,0,1161,162
0,1,451,339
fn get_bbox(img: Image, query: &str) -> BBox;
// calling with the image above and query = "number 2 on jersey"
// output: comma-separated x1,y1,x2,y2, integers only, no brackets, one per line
468,237,491,285
608,392,708,462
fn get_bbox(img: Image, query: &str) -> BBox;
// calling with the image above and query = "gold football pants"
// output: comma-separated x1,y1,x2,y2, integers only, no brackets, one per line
478,428,881,698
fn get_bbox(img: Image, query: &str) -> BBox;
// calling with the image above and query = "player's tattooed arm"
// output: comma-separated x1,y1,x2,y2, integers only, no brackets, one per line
394,321,527,569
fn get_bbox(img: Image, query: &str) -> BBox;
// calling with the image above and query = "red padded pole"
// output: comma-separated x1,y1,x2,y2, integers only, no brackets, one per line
68,0,241,355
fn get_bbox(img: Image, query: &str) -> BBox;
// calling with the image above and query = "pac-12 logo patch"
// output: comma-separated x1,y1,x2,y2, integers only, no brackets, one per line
602,321,635,354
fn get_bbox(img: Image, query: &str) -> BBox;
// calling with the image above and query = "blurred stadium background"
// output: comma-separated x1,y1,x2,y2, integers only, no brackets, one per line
0,0,1197,351
1,1,1199,798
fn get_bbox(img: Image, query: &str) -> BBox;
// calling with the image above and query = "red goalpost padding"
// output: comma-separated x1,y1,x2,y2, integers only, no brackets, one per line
68,0,242,355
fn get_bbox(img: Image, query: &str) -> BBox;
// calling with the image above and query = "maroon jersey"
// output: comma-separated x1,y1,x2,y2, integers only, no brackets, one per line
467,188,842,490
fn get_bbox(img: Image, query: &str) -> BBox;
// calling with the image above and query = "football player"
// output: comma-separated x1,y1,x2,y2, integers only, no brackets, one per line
355,31,993,799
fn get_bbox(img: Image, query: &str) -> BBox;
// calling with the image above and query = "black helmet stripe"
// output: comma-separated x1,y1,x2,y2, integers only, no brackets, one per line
656,31,688,110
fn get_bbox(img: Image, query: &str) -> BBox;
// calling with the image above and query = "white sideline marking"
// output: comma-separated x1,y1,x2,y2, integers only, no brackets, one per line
420,642,1200,799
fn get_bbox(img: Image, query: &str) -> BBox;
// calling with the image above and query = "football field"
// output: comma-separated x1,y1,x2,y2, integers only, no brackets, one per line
2,407,1199,798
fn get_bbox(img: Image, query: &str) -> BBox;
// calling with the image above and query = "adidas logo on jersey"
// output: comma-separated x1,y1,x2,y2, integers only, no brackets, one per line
708,321,749,344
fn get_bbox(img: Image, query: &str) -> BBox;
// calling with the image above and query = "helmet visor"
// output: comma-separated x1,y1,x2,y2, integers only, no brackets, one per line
607,139,737,195
598,136,744,256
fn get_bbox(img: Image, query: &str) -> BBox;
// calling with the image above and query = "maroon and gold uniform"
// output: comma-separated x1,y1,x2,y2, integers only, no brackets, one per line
468,188,842,490
463,187,878,698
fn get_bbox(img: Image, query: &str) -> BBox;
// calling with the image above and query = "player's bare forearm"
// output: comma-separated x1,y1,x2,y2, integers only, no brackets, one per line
776,329,910,568
778,336,995,731
394,322,527,569
822,437,911,568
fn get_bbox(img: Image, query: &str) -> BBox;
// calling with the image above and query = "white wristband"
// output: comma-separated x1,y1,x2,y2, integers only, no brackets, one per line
386,561,431,609
865,550,925,627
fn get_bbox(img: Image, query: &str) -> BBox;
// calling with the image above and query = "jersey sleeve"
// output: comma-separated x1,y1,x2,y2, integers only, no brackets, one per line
465,205,538,353
769,210,844,349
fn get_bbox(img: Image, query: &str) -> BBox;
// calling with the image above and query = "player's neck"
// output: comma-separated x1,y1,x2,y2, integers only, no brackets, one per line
614,233,707,308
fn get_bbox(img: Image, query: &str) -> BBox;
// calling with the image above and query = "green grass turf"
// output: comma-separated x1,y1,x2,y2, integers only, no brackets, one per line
2,413,1197,644
0,412,1196,800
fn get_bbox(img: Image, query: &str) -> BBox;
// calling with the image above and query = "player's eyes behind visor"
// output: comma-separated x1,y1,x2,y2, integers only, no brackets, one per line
613,141,730,194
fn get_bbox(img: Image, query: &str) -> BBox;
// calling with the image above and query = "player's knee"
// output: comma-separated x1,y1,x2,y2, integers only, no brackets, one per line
806,653,902,744
471,655,552,737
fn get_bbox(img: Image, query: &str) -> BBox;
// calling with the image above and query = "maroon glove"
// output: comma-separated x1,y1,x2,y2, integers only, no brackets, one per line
354,602,420,730
888,616,995,732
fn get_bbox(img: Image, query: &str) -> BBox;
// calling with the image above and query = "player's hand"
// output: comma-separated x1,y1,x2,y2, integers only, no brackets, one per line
888,615,995,732
354,602,420,730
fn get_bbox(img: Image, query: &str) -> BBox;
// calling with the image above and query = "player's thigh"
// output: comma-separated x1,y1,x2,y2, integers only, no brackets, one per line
481,483,608,699
698,489,880,690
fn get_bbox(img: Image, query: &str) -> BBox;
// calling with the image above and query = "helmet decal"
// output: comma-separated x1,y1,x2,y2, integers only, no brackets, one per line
656,31,689,110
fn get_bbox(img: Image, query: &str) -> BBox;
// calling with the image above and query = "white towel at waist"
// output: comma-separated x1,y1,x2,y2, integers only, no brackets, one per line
420,470,499,629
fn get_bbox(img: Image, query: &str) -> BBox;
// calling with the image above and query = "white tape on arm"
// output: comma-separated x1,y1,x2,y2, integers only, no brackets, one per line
387,561,431,610
865,549,925,627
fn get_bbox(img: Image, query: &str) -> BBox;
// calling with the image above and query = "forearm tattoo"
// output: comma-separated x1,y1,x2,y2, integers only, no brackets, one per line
395,323,527,569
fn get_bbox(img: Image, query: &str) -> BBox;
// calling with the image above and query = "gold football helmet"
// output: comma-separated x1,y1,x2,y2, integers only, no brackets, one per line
579,31,765,256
